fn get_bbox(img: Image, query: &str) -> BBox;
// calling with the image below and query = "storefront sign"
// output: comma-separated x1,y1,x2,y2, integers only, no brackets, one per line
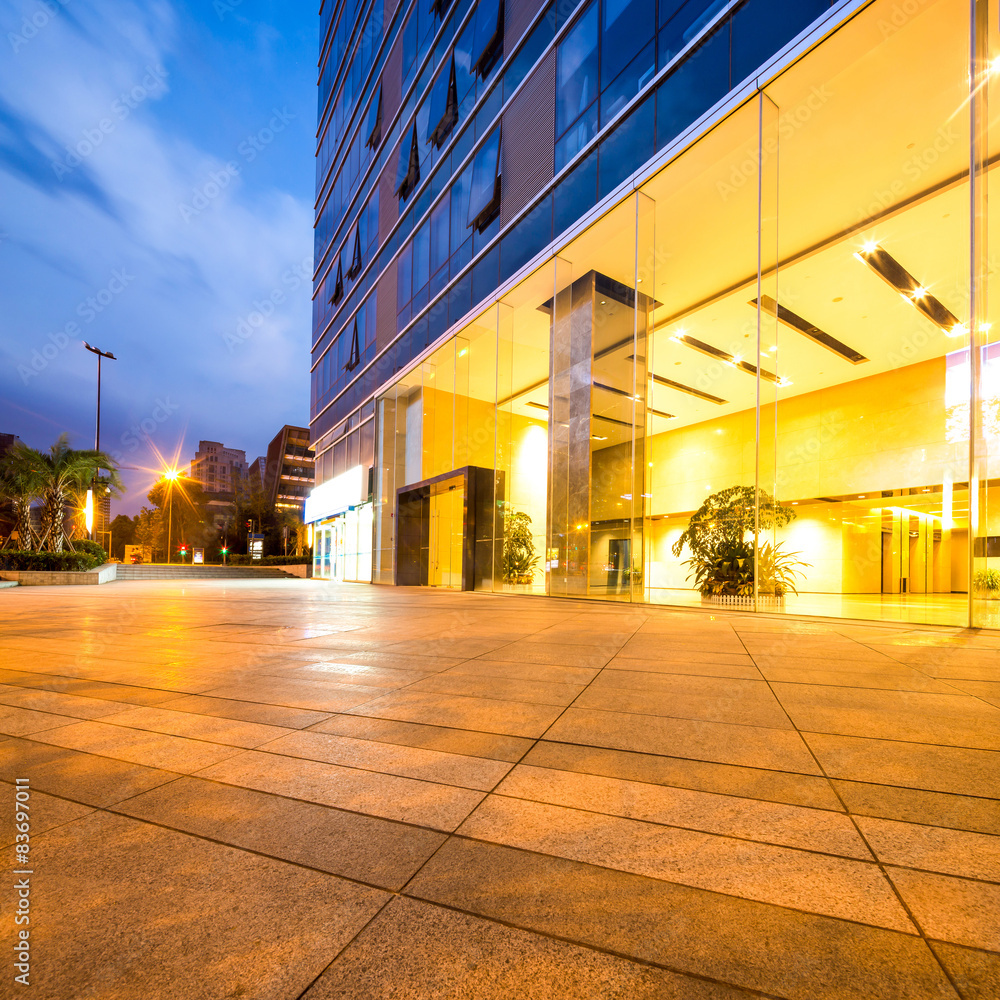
305,465,366,523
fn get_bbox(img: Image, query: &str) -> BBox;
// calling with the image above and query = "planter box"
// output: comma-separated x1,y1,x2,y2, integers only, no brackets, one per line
701,593,785,607
0,562,118,586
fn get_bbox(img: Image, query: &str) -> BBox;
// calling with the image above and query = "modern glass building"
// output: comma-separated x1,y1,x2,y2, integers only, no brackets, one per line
309,0,1000,628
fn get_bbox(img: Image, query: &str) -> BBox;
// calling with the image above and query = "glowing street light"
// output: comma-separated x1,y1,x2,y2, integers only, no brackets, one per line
163,467,180,564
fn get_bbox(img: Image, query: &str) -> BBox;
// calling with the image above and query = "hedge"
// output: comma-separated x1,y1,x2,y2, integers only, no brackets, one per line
227,554,311,566
0,550,103,572
72,540,108,563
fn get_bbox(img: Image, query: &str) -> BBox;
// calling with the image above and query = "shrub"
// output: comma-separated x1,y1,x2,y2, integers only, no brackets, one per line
72,539,108,564
227,554,311,566
0,550,102,572
973,568,1000,596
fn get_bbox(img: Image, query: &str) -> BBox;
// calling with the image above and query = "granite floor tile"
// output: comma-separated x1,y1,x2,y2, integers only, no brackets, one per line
545,708,822,772
114,776,446,889
606,655,763,680
26,719,242,772
263,730,512,790
457,795,911,930
805,732,1000,798
473,641,618,669
832,779,1000,835
856,816,1000,882
442,658,599,684
0,737,178,806
497,764,869,858
99,705,295,749
406,838,957,1000
949,678,1000,709
0,683,138,719
929,941,1000,1000
887,867,1000,951
0,705,79,736
0,781,93,844
159,693,332,728
771,683,1000,750
576,673,792,729
312,714,532,761
303,895,755,1000
404,672,585,707
198,747,485,830
757,665,960,693
30,810,387,1000
202,676,390,711
346,689,565,738
522,741,843,810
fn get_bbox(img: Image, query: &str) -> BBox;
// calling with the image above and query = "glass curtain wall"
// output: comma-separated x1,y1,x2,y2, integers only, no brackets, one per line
371,0,987,626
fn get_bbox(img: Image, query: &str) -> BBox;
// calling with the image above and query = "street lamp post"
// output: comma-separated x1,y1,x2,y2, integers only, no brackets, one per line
163,468,179,564
84,342,116,542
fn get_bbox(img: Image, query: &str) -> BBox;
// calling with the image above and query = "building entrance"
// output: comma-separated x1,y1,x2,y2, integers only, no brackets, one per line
395,466,501,590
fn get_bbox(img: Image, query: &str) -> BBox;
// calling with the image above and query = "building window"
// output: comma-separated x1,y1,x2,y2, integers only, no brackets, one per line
467,126,502,231
471,0,503,77
344,318,361,372
395,124,421,201
348,224,362,278
330,257,344,305
428,55,459,148
556,2,598,139
365,85,382,149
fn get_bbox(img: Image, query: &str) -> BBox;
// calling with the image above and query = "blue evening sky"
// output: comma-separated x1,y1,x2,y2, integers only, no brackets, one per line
0,0,319,513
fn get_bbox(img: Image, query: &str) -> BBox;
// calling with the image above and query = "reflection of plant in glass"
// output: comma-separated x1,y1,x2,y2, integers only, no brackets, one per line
501,502,538,585
672,485,808,597
974,568,1000,599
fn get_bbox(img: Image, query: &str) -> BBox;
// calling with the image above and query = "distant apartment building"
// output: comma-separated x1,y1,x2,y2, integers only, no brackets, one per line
0,433,21,458
260,425,314,515
189,441,247,494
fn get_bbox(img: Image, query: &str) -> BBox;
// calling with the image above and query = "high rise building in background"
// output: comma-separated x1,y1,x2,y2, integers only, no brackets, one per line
257,425,315,515
0,433,21,459
189,441,247,494
308,0,1000,629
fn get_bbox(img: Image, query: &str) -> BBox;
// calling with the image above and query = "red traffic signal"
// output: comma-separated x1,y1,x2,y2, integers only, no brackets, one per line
245,520,252,530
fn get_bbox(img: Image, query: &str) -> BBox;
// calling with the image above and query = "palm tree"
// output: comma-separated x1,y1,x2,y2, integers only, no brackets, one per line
29,435,123,552
0,443,45,551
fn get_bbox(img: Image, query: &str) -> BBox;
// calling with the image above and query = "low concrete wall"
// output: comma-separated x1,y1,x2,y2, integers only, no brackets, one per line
0,562,118,586
279,563,312,578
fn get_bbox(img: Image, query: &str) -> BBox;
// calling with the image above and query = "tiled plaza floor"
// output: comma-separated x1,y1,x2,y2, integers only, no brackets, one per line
1,580,999,999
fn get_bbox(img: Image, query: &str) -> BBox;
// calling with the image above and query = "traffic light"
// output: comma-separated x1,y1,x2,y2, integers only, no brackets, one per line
245,520,252,531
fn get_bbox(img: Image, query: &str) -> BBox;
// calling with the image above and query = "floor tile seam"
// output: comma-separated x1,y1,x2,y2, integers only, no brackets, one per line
471,788,881,863
291,896,399,1000
243,740,514,793
530,735,831,781
926,938,1000,961
375,892,794,1000
24,714,295,755
96,801,415,896
753,675,973,693
281,726,527,769
404,830,930,939
326,708,544,745
510,753,850,811
879,860,1000,889
774,698,967,998
176,766,486,836
10,732,249,775
557,700,799,733
795,726,1000,755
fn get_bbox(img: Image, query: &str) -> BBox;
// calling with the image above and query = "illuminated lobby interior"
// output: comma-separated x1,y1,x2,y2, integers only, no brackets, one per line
361,0,1000,629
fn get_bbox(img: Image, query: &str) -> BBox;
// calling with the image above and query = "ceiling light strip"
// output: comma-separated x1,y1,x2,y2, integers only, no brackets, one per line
752,296,868,364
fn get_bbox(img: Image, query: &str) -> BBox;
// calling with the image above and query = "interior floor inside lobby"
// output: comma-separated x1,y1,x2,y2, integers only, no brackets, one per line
1,578,998,1000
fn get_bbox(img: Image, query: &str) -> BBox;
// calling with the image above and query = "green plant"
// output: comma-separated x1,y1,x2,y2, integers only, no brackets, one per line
501,503,538,585
73,539,108,564
755,540,812,597
674,486,808,597
228,554,311,565
973,568,1000,597
0,550,103,572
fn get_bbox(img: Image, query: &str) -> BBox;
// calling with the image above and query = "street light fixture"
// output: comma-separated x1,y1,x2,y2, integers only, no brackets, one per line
84,342,116,542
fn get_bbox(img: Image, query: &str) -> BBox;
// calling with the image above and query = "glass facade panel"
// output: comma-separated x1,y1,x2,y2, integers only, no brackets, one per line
314,0,999,629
